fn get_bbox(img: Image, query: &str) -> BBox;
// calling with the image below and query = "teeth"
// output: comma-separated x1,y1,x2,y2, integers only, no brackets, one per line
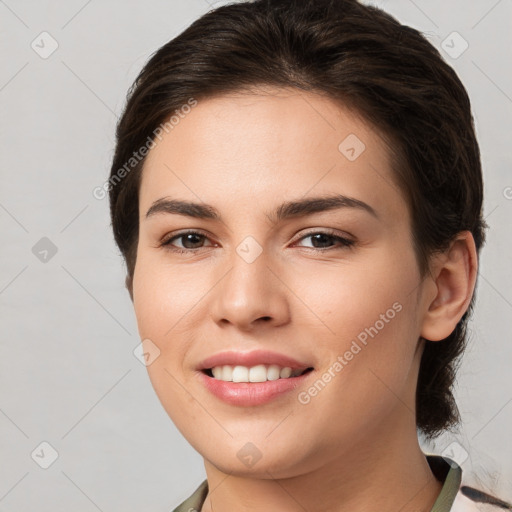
210,364,304,382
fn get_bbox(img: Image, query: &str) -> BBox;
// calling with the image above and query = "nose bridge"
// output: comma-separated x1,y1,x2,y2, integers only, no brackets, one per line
225,235,272,307
210,234,289,328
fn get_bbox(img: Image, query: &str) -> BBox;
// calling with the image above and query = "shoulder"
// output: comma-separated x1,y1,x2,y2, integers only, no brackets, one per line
171,479,208,512
451,485,512,512
425,454,511,512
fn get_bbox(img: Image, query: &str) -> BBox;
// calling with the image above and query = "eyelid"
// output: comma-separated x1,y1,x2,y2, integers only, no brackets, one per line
159,227,355,253
291,227,354,244
160,228,215,248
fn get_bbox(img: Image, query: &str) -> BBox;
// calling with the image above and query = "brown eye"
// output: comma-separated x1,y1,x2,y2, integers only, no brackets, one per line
160,231,213,252
295,230,355,251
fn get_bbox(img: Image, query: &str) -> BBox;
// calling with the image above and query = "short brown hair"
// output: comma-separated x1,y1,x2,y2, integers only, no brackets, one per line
108,0,487,439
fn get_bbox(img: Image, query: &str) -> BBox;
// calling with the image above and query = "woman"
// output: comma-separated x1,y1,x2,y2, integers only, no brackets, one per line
108,0,510,510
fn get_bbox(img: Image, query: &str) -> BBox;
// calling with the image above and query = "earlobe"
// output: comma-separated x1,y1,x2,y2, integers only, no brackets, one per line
420,231,478,342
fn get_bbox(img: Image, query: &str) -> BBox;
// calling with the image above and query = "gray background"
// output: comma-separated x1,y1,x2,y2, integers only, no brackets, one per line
0,0,511,510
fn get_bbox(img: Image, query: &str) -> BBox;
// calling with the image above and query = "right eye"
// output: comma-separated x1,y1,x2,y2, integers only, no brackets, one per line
159,230,214,253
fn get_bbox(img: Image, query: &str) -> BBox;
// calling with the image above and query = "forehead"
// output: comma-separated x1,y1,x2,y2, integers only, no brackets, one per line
138,87,407,224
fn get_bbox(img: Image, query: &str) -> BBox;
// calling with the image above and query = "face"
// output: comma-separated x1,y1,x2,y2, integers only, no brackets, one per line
133,87,430,478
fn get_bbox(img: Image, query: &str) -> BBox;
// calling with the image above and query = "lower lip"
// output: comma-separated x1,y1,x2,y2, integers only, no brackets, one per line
197,370,313,406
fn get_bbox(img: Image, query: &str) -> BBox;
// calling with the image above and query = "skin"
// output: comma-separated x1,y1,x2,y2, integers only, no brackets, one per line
132,87,477,512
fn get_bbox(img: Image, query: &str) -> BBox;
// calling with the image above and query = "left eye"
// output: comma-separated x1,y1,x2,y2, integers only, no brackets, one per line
295,231,355,250
159,230,354,253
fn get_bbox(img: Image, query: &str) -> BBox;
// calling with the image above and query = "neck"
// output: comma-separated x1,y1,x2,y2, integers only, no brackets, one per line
200,410,443,512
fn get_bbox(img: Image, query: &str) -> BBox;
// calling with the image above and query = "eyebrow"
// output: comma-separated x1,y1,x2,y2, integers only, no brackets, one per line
144,194,379,223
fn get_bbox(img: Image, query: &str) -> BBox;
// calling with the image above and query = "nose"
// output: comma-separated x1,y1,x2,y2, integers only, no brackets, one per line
209,244,291,331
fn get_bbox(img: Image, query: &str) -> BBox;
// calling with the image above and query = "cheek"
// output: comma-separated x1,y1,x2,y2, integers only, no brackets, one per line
293,249,421,397
133,252,205,340
132,259,200,429
290,282,419,453
132,257,193,402
291,252,417,344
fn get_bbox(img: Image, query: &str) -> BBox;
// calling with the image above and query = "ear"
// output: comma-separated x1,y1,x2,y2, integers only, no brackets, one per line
420,231,478,342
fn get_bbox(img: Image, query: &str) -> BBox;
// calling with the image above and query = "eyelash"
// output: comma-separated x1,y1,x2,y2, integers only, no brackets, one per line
159,229,355,254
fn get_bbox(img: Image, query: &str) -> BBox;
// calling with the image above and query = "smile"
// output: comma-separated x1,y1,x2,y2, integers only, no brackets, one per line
205,364,312,382
198,365,314,406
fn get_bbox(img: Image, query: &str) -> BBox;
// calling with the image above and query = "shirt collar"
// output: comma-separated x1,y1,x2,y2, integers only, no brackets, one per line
426,453,462,512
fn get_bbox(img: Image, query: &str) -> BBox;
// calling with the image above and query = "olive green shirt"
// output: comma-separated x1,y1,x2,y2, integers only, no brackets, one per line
171,454,501,512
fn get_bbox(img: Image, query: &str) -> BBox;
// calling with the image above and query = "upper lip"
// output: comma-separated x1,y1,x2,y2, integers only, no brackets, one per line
197,350,314,371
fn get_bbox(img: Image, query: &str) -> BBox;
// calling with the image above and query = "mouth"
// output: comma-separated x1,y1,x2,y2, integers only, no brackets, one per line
201,365,315,382
198,365,315,407
197,349,315,379
196,349,315,405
